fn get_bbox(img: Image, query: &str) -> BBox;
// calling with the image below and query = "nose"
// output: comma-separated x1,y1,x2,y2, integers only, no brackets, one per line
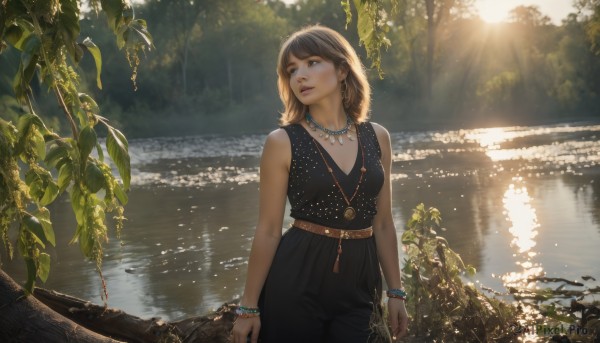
295,65,308,81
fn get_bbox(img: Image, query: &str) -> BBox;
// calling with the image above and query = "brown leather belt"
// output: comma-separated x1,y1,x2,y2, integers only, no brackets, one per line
292,219,373,273
292,219,373,239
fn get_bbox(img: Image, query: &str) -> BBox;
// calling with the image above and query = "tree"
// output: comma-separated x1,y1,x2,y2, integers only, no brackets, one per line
576,0,600,55
1,0,152,301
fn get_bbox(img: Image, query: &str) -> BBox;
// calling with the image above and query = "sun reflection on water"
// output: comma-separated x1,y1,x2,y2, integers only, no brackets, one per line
500,179,545,342
503,182,540,254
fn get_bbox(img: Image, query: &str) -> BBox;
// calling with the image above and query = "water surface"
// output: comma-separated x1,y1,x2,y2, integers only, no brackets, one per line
3,121,600,323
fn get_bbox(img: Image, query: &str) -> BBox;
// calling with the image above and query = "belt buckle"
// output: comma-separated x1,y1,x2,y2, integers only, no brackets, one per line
341,230,350,239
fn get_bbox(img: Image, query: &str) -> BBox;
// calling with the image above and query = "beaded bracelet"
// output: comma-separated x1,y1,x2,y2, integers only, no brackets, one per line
386,288,407,301
235,306,260,318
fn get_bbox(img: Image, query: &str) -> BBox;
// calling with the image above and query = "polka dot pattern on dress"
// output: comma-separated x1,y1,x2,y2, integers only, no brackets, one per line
282,122,384,230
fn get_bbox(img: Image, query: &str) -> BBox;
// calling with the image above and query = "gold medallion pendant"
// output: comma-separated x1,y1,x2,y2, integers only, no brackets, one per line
309,115,366,224
343,207,356,221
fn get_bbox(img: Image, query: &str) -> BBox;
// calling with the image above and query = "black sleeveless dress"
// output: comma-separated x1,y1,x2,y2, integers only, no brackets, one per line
258,122,386,343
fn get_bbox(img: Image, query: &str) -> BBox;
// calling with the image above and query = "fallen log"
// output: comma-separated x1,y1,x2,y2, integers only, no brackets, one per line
0,269,122,343
33,287,237,343
32,288,181,342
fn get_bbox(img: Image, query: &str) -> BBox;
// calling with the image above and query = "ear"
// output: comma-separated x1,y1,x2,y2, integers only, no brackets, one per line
337,62,349,81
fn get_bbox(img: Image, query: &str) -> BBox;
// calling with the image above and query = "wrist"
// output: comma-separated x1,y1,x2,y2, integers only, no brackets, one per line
236,305,261,318
386,288,407,301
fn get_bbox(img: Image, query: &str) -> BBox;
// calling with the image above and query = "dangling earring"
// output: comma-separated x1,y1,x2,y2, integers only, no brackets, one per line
341,80,348,104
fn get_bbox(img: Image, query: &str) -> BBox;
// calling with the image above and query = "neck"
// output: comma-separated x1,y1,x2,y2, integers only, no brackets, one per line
308,103,347,130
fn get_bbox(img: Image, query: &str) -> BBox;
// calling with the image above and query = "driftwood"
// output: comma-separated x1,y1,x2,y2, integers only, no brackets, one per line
1,269,237,343
0,269,121,343
33,288,238,343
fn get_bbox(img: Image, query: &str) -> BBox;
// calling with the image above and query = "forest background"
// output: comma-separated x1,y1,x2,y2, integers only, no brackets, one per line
2,0,600,138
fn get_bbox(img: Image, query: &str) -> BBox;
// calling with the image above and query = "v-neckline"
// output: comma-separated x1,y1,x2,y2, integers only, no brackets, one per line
297,123,360,177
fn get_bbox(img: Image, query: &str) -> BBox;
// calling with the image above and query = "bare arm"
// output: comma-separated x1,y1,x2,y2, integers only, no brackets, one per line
371,123,408,340
371,123,402,290
240,128,291,307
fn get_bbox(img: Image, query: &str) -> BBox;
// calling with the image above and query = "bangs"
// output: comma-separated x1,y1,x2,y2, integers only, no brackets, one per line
279,34,333,75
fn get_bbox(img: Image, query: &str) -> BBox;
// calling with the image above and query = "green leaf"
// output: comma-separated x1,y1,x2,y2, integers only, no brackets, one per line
81,37,103,89
401,230,417,245
101,0,130,31
21,34,41,70
342,0,352,29
129,19,153,48
85,162,105,193
17,113,49,138
38,253,51,283
106,126,130,190
57,0,82,62
113,182,128,205
4,25,26,48
25,169,44,200
33,129,46,160
40,181,59,206
96,142,104,162
22,213,47,246
58,162,73,191
70,184,85,225
466,265,477,277
79,125,97,163
5,18,35,50
34,208,56,247
24,257,36,293
45,144,69,168
78,93,100,120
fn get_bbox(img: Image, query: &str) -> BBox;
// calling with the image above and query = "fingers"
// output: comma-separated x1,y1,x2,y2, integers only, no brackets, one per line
231,322,248,343
231,318,260,343
395,309,409,339
250,322,260,343
390,313,399,337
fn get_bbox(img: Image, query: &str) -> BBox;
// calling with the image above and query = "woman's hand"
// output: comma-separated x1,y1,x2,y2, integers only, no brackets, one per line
231,317,261,343
387,298,409,341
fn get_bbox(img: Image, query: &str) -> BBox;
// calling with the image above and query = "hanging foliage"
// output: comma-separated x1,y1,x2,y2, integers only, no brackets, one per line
341,0,391,77
0,0,152,300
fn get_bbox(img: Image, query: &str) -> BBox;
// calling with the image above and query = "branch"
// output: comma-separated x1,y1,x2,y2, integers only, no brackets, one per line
24,1,80,138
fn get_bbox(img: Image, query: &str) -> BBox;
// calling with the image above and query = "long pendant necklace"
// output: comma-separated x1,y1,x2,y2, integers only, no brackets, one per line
306,112,355,145
311,125,366,221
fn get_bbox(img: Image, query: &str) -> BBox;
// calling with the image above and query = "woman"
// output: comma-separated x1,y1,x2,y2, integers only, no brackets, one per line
231,25,409,343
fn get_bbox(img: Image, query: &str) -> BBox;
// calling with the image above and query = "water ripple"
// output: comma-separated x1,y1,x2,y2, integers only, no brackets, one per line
125,122,600,187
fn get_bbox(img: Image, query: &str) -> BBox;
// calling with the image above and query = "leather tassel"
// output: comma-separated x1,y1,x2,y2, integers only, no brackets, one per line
333,239,343,273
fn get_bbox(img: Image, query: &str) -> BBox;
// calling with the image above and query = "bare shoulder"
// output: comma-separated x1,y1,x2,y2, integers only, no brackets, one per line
264,128,291,150
369,122,391,145
261,128,291,168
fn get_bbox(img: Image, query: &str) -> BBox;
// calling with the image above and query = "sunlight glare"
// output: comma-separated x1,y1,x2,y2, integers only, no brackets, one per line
503,183,539,253
501,179,543,297
476,0,514,23
465,127,517,149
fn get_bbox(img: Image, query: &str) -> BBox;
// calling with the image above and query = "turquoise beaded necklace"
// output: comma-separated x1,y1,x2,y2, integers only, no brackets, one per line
305,112,355,145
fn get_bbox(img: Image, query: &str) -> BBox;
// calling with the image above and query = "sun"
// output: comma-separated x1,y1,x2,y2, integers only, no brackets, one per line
476,1,511,23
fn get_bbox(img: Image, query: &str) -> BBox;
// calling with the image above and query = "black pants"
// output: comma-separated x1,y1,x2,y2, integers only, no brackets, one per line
258,227,384,343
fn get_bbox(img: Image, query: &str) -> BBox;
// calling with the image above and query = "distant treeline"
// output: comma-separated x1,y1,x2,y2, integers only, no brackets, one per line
2,0,600,137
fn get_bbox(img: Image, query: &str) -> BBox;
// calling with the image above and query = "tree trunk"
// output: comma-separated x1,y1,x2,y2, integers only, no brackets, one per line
0,269,121,342
425,0,435,99
33,288,179,343
0,269,237,342
227,56,234,106
33,287,237,343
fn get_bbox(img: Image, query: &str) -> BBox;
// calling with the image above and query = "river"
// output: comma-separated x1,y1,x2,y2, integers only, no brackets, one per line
3,121,600,323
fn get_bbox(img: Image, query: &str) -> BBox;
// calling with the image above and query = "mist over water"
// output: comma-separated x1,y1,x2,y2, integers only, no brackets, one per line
3,121,600,322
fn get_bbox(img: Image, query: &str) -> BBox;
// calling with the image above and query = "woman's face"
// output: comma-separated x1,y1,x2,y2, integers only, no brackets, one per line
286,54,345,107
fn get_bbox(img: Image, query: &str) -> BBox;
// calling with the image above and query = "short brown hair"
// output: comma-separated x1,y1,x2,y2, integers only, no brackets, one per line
277,25,371,126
